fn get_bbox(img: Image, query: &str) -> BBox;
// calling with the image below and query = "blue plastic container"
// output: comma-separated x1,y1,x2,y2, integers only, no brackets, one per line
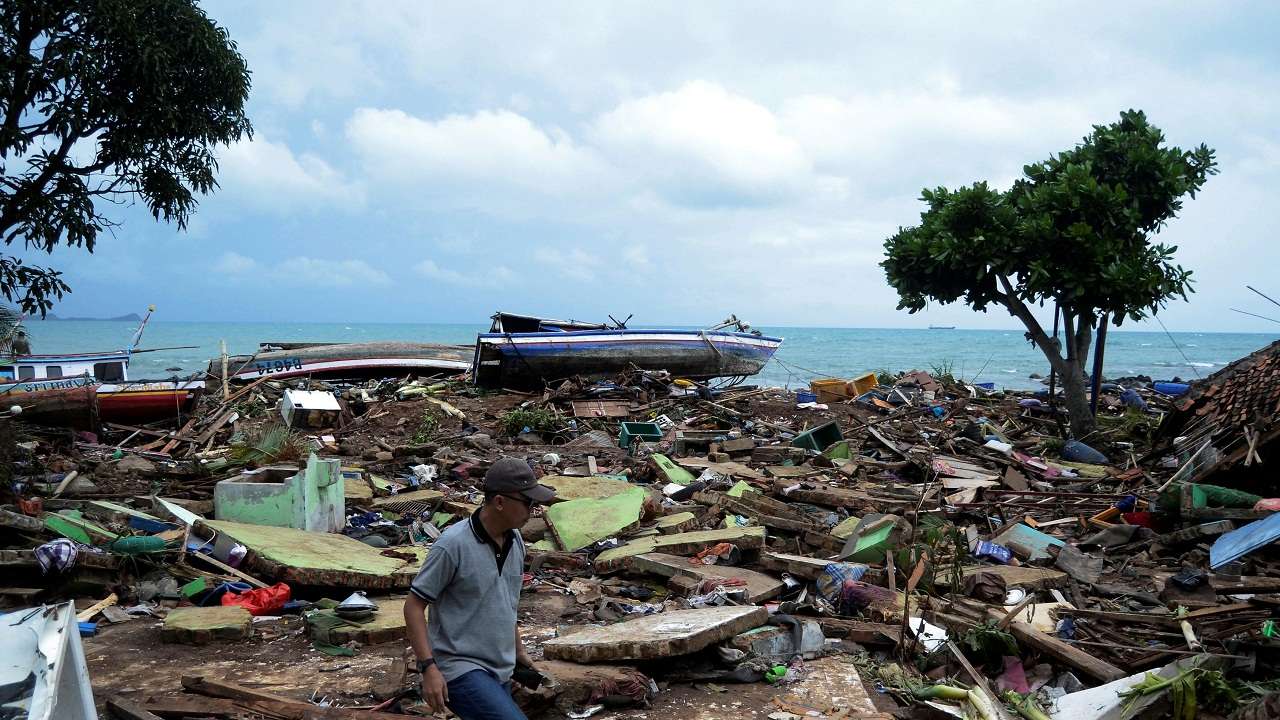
795,391,817,404
1154,382,1190,396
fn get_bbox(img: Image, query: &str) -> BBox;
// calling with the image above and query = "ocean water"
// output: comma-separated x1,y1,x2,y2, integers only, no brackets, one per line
16,320,1278,391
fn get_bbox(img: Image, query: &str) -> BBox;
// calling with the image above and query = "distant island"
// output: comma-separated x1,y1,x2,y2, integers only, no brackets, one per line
41,312,143,322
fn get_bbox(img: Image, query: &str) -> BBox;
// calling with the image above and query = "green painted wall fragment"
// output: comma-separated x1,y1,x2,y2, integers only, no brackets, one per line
546,486,647,551
650,454,696,485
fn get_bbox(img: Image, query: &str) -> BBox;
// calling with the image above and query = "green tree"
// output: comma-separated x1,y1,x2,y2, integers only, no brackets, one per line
0,0,251,314
882,110,1216,437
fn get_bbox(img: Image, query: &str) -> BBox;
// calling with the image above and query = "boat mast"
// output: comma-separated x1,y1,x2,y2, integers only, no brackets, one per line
127,305,157,353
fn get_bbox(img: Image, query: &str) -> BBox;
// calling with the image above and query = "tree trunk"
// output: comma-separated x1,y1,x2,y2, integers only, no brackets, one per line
997,288,1097,438
1056,359,1096,438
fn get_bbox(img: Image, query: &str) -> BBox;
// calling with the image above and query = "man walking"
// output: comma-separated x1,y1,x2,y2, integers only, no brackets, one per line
404,456,556,719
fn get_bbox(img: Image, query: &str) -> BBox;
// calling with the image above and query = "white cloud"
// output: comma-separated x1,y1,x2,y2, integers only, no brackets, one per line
346,108,604,196
779,90,1096,189
218,136,364,210
533,247,602,281
622,245,651,269
592,81,824,205
276,257,391,286
213,252,258,275
212,253,390,287
415,259,514,287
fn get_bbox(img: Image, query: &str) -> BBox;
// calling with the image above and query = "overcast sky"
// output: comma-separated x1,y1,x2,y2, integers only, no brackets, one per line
29,2,1280,331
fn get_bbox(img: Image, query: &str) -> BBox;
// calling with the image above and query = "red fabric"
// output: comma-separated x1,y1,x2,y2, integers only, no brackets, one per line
221,582,291,615
1121,511,1156,528
1254,498,1280,512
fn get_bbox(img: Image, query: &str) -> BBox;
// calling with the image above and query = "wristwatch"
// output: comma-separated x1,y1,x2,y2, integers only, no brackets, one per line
416,658,437,673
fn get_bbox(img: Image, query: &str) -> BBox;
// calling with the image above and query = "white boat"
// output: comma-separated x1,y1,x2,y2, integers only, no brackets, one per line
0,602,97,719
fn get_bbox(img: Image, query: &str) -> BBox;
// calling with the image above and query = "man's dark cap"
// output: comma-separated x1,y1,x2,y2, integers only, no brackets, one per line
484,457,556,504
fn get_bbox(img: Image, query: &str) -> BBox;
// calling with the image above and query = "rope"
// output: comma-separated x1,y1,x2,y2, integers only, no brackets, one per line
770,356,846,381
1154,315,1202,379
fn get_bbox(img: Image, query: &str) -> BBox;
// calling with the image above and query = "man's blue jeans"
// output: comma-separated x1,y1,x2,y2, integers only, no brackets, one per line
446,669,526,720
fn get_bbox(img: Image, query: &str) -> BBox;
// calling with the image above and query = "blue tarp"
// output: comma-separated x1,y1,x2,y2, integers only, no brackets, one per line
1210,512,1280,569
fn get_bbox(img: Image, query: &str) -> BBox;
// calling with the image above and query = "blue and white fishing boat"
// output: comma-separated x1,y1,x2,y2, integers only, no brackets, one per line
471,312,782,388
0,307,205,424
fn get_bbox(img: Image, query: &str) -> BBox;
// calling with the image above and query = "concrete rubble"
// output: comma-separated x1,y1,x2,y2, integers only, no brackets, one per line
3,348,1280,719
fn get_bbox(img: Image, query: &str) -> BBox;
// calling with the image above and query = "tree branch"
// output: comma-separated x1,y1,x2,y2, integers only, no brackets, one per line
996,275,1066,373
0,130,83,239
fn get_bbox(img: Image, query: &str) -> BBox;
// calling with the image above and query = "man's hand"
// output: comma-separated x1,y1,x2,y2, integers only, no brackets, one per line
421,665,448,714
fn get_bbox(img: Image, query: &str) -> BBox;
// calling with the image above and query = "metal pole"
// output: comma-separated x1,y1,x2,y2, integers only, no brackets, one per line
220,339,229,401
1047,304,1060,406
1089,314,1108,416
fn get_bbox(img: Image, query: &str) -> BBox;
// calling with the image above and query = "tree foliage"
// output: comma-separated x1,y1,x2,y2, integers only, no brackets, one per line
882,110,1216,436
0,0,251,314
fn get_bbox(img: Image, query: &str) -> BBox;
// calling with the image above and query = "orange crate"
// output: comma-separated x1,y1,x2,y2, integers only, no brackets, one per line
809,379,851,403
850,372,878,396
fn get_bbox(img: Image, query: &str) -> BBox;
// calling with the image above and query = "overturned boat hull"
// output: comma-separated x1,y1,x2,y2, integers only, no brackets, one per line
216,342,474,382
472,329,782,388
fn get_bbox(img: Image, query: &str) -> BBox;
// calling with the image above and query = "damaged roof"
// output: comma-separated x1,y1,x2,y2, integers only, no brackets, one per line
1164,337,1280,445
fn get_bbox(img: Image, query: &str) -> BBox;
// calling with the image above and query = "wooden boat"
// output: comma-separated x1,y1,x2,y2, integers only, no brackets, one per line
1,384,98,429
0,307,204,424
216,341,474,382
471,312,783,388
96,379,205,423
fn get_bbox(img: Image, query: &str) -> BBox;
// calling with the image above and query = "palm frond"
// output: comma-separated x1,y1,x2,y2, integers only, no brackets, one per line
0,304,24,356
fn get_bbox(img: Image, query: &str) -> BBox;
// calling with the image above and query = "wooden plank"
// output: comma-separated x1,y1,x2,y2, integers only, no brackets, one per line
161,375,271,453
157,414,201,454
986,609,1126,682
178,675,428,719
194,408,238,445
948,641,1016,720
140,697,241,718
188,551,270,589
76,592,118,622
106,697,175,720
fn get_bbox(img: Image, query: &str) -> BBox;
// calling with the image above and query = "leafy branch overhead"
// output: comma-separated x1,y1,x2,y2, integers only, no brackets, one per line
882,110,1216,437
0,0,253,314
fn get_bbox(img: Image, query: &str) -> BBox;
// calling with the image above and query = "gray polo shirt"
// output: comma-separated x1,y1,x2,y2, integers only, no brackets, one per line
410,509,525,683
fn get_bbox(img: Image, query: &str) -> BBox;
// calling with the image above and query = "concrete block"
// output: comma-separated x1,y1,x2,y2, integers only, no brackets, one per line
653,512,698,534
307,597,409,645
626,552,784,602
204,519,426,590
546,487,646,551
719,437,755,454
593,526,766,569
162,606,252,644
214,453,344,532
727,620,824,660
541,475,637,501
542,606,767,662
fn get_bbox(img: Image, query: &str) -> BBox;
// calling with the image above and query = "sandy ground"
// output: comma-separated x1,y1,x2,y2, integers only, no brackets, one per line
85,591,897,719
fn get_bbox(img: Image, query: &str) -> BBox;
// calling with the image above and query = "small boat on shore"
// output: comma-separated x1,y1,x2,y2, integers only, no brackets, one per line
471,312,783,388
215,341,473,382
0,307,204,425
4,384,98,429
